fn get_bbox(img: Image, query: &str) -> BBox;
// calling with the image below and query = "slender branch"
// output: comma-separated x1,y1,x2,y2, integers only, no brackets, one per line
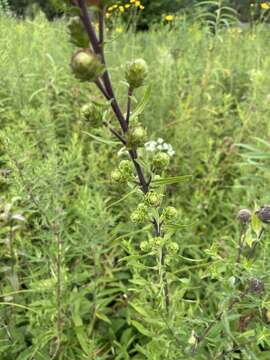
77,0,100,54
95,79,110,100
126,87,132,126
98,6,105,51
76,1,128,131
236,226,247,264
103,121,126,145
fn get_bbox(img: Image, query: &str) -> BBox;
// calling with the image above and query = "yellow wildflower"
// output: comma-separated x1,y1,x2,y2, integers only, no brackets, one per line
261,2,270,9
116,27,124,33
119,5,125,12
140,5,144,10
125,4,131,8
165,15,174,22
135,1,141,6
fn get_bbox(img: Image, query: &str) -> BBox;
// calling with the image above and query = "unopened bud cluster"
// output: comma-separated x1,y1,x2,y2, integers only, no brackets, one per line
152,152,170,173
144,191,163,208
140,237,179,255
111,160,134,183
126,123,147,148
125,59,148,90
71,49,104,82
81,103,102,127
130,203,149,224
162,206,177,222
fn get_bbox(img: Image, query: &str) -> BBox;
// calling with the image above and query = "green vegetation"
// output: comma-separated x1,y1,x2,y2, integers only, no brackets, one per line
1,10,270,359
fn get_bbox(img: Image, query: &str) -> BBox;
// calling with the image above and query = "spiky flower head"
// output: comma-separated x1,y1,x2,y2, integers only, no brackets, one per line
256,205,270,223
237,209,252,225
81,103,102,127
162,206,178,222
119,160,133,177
144,191,163,208
111,169,126,183
126,124,147,148
152,152,170,173
130,203,149,224
71,49,104,82
125,59,148,90
167,242,179,255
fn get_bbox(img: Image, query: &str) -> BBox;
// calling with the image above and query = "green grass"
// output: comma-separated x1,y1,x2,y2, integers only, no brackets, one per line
1,13,270,359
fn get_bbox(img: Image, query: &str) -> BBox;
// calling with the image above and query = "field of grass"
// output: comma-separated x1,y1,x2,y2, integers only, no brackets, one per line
1,12,270,359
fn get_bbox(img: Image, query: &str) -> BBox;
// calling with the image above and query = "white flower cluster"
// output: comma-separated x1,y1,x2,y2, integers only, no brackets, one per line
144,138,176,157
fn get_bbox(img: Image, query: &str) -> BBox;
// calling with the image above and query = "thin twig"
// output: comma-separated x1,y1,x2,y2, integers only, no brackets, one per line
126,87,132,126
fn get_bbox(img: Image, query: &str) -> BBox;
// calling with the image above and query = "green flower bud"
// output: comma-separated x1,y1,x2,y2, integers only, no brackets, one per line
67,17,89,48
71,49,105,82
126,124,147,148
152,152,170,173
153,236,165,247
162,206,178,222
111,169,125,183
144,191,163,208
167,242,179,255
140,240,151,252
130,203,148,224
81,103,102,127
119,160,133,177
125,59,148,89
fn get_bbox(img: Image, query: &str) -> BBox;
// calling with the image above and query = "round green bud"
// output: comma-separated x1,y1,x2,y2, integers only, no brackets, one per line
167,242,179,255
71,49,105,82
152,152,170,173
81,103,102,127
140,241,151,252
119,160,133,177
125,59,148,89
144,191,163,208
126,124,147,148
67,17,89,48
153,236,165,247
162,206,178,222
111,169,125,183
130,203,148,224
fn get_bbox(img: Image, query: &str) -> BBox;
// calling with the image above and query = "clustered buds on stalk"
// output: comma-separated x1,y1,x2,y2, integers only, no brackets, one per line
130,203,149,224
162,206,178,222
152,152,170,173
81,103,103,127
237,208,252,225
111,160,134,183
67,16,89,48
256,205,270,223
167,242,179,255
140,237,179,255
125,59,148,90
126,123,148,148
71,49,104,82
144,191,163,208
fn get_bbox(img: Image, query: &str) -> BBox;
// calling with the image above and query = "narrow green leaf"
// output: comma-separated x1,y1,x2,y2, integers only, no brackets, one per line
82,131,119,145
152,175,191,186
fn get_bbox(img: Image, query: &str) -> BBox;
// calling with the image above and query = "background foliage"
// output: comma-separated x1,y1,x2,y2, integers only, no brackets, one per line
1,8,270,360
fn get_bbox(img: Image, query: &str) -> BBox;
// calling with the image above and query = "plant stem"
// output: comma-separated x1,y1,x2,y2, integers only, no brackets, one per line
126,87,132,126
